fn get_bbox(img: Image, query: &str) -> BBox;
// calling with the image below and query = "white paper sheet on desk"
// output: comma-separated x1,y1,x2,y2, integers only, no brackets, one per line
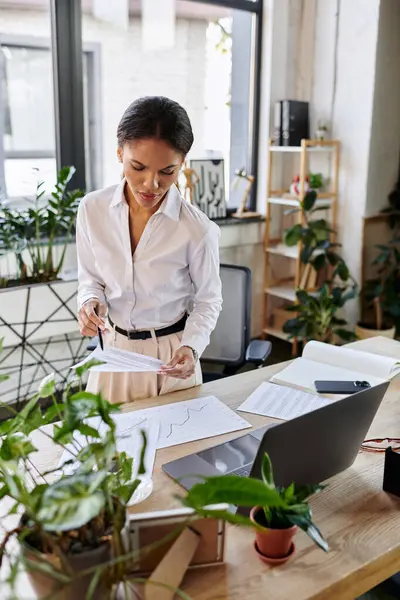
59,414,160,482
237,382,332,420
123,396,252,449
71,346,163,372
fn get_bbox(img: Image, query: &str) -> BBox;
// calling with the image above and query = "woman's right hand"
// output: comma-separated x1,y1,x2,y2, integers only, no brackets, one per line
78,299,108,337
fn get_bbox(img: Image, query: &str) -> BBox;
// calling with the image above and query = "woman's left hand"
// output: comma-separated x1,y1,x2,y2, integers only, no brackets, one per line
159,346,196,380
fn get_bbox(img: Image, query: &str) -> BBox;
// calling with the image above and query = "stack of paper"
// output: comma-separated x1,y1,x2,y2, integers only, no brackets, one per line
237,382,331,420
72,346,163,373
270,340,400,393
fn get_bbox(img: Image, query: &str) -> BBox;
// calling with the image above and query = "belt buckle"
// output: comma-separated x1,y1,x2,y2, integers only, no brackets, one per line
127,330,136,341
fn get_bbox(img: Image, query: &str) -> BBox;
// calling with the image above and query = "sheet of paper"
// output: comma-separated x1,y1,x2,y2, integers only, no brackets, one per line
270,357,385,393
59,414,160,482
237,382,332,420
126,396,251,449
71,346,163,373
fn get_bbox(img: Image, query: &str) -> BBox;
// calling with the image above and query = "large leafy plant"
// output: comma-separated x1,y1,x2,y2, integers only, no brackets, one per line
283,190,357,343
0,356,150,597
0,166,83,287
181,452,328,552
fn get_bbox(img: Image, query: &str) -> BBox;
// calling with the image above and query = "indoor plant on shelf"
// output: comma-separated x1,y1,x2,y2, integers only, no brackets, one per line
356,235,400,340
282,190,358,343
181,452,328,565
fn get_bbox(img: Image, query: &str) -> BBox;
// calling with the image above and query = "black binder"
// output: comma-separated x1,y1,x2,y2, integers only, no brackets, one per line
281,100,309,146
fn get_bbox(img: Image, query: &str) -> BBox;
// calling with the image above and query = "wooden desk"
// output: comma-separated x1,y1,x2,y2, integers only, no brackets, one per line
10,338,400,599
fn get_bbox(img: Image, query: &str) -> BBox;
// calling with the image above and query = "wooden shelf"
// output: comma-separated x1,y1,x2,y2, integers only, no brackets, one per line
263,139,340,356
262,327,292,342
268,193,334,208
269,145,336,153
265,284,296,302
266,244,298,259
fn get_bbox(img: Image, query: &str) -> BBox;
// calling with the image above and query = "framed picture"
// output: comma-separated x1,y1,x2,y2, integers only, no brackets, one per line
189,159,226,219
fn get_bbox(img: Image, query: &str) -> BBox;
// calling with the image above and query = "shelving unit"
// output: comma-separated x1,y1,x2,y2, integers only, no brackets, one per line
262,139,341,352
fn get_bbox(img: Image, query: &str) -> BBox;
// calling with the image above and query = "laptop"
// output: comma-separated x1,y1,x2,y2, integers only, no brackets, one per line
162,381,389,490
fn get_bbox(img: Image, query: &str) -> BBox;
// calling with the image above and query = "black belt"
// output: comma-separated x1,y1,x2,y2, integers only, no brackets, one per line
108,314,188,341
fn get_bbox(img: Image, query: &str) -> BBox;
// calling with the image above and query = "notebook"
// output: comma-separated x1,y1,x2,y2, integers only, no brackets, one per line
270,340,400,393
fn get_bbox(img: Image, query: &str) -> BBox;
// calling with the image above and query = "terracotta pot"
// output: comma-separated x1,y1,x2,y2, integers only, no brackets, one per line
22,541,111,600
355,323,396,340
250,507,297,563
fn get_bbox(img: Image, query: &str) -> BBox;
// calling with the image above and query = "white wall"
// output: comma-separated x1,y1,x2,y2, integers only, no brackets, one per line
365,0,400,216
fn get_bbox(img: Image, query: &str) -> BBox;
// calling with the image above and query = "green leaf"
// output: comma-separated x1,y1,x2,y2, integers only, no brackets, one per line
261,453,274,488
312,253,326,271
0,374,9,383
0,433,37,461
77,423,100,439
38,472,106,531
283,482,295,503
293,484,326,503
188,507,259,529
288,513,329,552
303,190,317,212
74,359,104,378
114,479,141,504
182,476,284,510
284,224,303,246
53,424,74,445
335,261,350,281
43,403,65,425
38,373,56,398
138,430,147,476
334,328,357,342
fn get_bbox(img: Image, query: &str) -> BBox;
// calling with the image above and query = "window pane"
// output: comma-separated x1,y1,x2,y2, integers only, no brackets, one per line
0,2,56,199
81,1,256,208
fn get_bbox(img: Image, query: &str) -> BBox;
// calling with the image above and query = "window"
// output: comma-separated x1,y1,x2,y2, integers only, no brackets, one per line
81,1,258,207
0,0,262,209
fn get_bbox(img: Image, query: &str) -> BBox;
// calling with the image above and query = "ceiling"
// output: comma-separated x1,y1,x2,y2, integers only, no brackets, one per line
0,0,230,20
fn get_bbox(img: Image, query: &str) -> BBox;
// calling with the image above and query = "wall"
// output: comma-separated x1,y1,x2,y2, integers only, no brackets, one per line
365,0,400,217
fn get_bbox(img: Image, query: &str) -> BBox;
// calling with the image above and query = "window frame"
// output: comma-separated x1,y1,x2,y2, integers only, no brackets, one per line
0,33,102,200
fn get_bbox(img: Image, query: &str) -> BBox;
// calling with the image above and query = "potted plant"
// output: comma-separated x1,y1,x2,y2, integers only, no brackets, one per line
356,235,400,340
181,452,328,565
283,284,357,344
308,173,324,191
0,357,149,599
0,165,83,287
315,120,328,142
282,191,358,344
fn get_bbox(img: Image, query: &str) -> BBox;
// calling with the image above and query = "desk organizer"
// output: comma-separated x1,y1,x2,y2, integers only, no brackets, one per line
383,447,400,498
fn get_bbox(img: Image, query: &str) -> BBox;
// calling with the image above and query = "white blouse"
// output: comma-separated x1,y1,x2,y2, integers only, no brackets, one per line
76,181,222,357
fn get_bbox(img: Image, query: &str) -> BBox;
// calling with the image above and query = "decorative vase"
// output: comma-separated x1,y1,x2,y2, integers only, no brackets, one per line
250,507,297,565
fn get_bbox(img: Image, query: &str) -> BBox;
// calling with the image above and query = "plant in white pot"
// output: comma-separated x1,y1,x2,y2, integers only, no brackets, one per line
0,357,150,599
180,452,328,565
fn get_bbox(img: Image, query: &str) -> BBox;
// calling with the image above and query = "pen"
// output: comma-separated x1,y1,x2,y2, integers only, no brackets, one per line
97,326,104,351
94,307,104,351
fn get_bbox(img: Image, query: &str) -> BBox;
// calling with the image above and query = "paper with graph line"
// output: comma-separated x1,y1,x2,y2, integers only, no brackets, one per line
120,396,252,449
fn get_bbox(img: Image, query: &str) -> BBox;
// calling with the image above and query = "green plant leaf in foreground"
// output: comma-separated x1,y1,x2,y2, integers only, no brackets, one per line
38,472,107,531
181,476,284,510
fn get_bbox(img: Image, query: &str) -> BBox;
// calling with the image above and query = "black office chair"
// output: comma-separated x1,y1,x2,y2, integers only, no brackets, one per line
201,264,272,382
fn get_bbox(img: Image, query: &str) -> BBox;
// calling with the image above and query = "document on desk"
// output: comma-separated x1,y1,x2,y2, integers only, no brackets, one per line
71,346,163,373
237,382,331,420
129,396,252,449
270,340,400,393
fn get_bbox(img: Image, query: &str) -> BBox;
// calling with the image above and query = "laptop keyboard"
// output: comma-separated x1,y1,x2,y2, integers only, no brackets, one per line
231,465,251,477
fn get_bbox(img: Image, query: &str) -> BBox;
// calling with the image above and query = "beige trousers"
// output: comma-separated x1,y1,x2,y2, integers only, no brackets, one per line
86,327,202,404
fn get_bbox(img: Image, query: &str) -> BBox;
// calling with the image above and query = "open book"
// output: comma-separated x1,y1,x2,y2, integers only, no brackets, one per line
271,340,400,393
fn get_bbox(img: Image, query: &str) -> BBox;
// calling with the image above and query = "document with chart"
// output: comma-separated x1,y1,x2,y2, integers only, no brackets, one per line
127,396,252,449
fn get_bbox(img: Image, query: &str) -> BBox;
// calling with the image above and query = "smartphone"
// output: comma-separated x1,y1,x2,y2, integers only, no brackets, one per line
314,380,371,394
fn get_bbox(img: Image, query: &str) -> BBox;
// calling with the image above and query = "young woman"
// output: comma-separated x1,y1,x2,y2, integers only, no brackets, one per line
76,96,222,403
